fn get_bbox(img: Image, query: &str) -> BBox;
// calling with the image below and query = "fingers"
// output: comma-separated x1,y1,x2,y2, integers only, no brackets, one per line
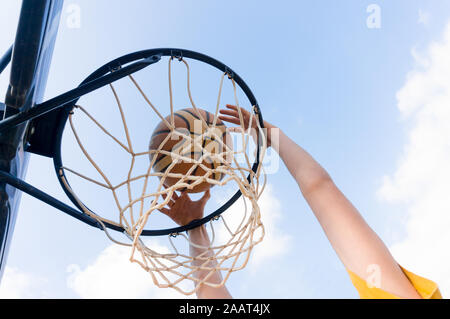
220,105,253,126
161,191,170,202
162,189,179,199
225,104,239,111
225,104,250,117
161,191,176,207
180,191,190,201
219,109,239,117
222,105,249,119
202,189,211,200
158,207,171,216
201,189,211,202
218,115,241,125
198,189,211,210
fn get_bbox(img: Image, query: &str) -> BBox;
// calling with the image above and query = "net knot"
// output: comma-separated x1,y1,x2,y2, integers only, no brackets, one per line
224,67,234,79
170,50,183,62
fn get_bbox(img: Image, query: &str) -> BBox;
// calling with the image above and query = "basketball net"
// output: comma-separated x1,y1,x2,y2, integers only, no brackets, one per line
60,57,267,295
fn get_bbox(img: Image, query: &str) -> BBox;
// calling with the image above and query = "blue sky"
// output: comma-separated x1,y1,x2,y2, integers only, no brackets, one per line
1,0,450,298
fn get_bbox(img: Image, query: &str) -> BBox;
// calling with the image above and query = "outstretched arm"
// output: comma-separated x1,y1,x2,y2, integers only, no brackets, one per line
219,104,421,299
159,190,232,299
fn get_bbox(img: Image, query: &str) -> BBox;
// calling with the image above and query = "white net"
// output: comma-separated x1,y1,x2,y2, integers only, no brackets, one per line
59,56,267,295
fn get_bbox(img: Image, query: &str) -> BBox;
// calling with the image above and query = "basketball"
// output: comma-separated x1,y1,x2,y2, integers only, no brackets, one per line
149,108,232,193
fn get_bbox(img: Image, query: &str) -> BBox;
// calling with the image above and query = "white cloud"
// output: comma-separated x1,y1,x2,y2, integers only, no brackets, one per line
0,267,47,298
378,22,450,296
67,241,191,299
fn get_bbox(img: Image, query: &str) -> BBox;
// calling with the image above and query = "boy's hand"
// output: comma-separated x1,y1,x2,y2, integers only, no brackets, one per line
158,190,211,226
219,104,276,147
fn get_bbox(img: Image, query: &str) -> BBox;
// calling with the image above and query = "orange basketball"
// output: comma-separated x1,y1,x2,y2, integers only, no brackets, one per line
149,108,232,193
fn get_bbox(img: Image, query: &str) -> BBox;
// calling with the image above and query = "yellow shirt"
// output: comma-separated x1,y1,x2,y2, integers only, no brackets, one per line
348,267,442,299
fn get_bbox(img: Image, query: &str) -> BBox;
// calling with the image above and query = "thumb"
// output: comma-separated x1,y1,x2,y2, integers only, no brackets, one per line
200,189,211,203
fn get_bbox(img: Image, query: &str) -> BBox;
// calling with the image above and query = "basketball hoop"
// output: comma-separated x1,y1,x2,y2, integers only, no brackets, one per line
0,48,267,295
